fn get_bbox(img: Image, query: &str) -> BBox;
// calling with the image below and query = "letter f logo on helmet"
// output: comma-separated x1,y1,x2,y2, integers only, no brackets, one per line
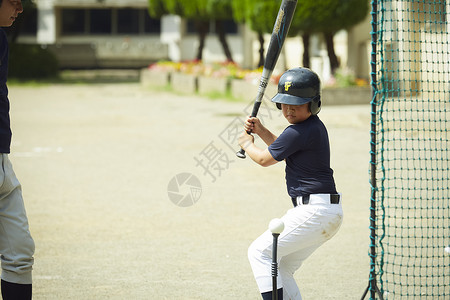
284,81,292,91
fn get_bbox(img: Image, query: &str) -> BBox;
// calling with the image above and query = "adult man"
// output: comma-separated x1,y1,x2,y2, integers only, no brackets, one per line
0,1,35,299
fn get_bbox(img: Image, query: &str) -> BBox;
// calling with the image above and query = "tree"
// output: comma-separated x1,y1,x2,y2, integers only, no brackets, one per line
289,1,323,69
178,0,211,61
232,0,280,67
148,0,208,61
206,0,234,62
290,0,369,73
148,0,235,62
147,0,169,18
321,0,369,73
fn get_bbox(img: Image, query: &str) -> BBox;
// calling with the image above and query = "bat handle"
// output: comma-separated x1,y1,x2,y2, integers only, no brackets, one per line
236,148,246,159
236,129,252,159
236,102,262,159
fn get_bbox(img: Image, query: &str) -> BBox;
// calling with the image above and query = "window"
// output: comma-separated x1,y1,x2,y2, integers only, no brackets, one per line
60,8,161,36
186,20,208,34
220,19,238,34
144,13,161,33
117,9,140,34
62,9,85,34
90,9,112,34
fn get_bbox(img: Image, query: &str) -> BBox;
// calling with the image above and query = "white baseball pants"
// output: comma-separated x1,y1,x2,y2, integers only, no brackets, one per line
0,154,34,284
248,194,343,300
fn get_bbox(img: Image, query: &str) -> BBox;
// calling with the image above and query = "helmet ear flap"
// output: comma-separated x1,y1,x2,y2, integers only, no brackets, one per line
309,96,321,115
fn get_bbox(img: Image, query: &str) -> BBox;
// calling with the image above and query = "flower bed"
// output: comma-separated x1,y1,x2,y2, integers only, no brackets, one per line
141,60,281,99
147,60,280,83
141,61,370,104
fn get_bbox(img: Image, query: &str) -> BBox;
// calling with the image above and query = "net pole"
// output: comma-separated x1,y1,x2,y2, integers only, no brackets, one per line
361,0,383,299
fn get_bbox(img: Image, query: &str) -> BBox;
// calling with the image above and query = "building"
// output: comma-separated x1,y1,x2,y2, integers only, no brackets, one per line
17,0,373,82
17,0,166,68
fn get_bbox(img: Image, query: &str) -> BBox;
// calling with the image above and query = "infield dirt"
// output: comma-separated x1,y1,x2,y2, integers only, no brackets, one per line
9,82,371,299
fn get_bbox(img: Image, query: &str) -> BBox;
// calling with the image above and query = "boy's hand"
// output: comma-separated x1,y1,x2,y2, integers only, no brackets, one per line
244,117,264,135
238,132,254,150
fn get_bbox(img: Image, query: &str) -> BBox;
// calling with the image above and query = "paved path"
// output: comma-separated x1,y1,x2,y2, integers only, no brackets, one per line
9,82,371,299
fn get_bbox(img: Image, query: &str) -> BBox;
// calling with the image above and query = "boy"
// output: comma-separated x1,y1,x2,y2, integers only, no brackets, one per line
239,67,343,300
0,0,35,299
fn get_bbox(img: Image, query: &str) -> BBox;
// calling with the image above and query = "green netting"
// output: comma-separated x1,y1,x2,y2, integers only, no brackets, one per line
368,1,450,299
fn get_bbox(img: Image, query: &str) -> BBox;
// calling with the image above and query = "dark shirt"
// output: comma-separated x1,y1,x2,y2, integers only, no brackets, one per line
0,29,12,153
268,115,337,198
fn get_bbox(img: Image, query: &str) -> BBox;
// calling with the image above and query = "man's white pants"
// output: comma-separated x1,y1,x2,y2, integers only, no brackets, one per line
0,154,35,284
248,195,343,300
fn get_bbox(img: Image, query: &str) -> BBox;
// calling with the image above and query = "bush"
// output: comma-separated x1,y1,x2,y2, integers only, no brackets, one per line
8,44,59,80
325,67,369,88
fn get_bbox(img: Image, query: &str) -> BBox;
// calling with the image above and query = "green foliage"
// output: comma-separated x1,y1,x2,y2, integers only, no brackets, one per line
292,0,333,34
333,67,357,87
8,44,59,79
162,0,208,19
163,0,184,16
149,0,234,21
206,0,233,20
334,0,369,30
147,0,368,35
231,0,246,23
245,0,280,34
147,0,168,18
291,0,369,34
181,0,208,19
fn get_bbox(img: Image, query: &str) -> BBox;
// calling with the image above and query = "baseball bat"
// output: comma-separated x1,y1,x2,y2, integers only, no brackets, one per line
236,0,298,159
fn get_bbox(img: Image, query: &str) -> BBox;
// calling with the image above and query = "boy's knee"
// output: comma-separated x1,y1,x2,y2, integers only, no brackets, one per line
247,240,260,261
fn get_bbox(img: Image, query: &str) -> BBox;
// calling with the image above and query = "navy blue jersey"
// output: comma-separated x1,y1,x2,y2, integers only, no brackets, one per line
0,29,12,153
268,115,337,198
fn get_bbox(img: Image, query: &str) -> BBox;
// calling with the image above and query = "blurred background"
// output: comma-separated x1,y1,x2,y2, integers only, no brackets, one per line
2,1,376,298
4,0,371,86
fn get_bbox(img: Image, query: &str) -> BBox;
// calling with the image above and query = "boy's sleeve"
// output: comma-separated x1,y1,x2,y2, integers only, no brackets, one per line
268,126,306,161
0,30,6,65
0,29,9,97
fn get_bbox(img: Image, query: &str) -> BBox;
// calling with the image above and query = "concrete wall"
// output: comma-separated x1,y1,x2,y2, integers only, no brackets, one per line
347,13,371,81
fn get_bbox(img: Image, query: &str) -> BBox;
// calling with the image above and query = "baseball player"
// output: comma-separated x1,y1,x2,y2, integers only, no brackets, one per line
0,1,35,299
238,67,343,300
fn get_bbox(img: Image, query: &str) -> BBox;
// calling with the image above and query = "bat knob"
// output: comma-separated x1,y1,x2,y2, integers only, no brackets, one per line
236,149,246,159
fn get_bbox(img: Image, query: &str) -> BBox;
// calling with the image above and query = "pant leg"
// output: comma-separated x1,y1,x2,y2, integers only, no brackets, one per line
248,203,343,299
0,154,35,284
278,244,320,300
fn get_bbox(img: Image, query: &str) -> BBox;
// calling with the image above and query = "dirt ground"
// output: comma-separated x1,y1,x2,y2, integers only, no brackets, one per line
8,81,372,299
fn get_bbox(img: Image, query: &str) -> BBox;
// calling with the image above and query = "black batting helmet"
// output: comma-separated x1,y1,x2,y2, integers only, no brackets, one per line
271,67,321,115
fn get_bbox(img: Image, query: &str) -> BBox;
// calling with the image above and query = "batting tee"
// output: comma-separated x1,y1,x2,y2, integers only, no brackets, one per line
362,1,449,299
